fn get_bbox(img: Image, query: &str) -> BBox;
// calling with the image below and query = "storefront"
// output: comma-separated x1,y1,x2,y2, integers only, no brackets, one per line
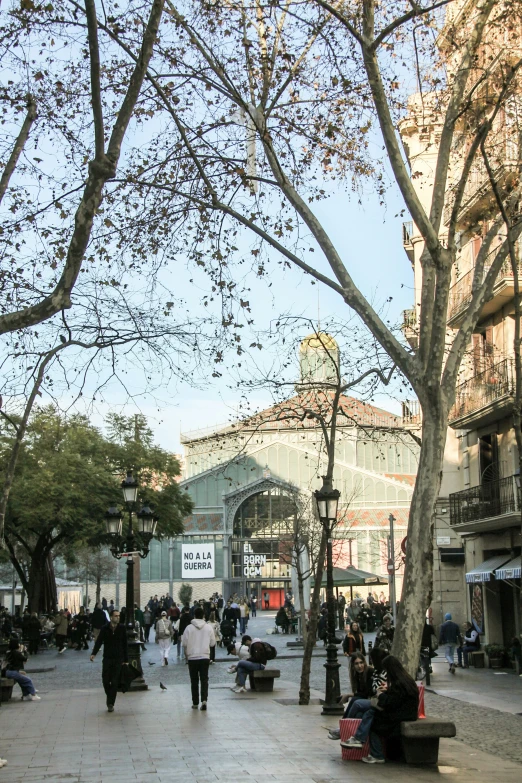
465,552,521,645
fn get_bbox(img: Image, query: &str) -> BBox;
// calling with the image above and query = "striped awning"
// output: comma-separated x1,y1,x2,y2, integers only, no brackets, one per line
465,554,512,584
495,556,521,581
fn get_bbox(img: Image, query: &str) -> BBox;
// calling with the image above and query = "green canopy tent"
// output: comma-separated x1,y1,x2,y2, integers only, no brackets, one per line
311,565,388,600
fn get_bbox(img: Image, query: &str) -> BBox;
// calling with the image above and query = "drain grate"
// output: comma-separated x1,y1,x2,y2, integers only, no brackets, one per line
273,698,323,706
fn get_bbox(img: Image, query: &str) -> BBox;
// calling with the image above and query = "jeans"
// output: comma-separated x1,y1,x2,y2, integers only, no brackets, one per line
236,660,264,687
457,645,476,667
445,644,456,666
346,698,372,719
188,658,210,705
240,617,247,634
6,670,36,697
177,637,183,657
144,624,151,642
102,659,122,706
353,706,384,760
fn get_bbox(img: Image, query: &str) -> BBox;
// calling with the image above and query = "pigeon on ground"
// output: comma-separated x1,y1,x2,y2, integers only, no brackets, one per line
160,682,167,691
148,661,155,666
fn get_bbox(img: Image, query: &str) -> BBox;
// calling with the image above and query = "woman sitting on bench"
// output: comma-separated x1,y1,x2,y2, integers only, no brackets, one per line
341,654,418,764
329,648,388,740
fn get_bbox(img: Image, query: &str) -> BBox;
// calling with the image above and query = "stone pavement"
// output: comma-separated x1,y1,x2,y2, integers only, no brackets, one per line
1,677,521,783
2,612,521,780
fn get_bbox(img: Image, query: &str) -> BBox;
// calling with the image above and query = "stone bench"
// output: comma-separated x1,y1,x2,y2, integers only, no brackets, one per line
0,677,15,703
400,717,456,764
249,668,280,692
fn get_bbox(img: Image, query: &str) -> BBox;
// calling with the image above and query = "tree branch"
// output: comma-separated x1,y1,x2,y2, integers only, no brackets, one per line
0,95,37,207
84,0,105,159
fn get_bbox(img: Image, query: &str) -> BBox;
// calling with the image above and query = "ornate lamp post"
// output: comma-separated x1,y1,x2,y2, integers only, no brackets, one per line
105,471,158,690
315,477,343,715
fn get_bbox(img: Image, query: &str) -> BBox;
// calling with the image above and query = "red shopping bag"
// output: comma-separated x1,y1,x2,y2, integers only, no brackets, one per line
339,719,370,761
417,683,425,718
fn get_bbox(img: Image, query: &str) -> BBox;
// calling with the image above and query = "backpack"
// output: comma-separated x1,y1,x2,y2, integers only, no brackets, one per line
262,642,277,660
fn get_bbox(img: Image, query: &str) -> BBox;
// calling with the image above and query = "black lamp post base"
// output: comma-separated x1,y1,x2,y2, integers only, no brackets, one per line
123,638,148,692
321,648,343,715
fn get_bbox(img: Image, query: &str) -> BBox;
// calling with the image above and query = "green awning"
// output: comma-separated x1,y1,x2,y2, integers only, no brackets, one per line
311,565,388,588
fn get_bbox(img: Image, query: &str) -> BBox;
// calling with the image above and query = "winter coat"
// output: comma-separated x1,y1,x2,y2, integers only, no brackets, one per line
342,630,366,656
371,682,419,737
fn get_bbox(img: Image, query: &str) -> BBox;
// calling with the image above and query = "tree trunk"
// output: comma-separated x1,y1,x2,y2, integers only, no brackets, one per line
27,559,43,614
298,571,308,646
299,529,327,704
392,407,447,676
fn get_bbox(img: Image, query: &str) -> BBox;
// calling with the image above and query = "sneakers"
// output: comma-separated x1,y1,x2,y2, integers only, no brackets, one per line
340,736,363,748
200,702,207,711
23,694,41,701
0,759,7,768
227,666,237,674
361,755,385,764
450,664,456,674
165,658,169,666
232,686,246,693
58,648,65,654
107,704,114,712
328,728,341,740
192,704,198,709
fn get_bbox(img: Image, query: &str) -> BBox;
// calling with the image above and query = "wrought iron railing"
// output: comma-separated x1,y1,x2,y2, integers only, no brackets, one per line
449,357,514,423
448,254,522,321
449,474,520,526
402,308,417,329
402,221,413,245
402,399,421,423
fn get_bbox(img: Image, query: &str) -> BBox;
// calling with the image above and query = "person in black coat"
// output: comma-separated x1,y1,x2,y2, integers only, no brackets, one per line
26,612,42,655
3,639,40,700
90,609,128,712
341,655,418,763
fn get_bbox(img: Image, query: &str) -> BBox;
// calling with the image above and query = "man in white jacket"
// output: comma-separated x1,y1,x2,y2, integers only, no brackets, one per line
182,606,216,711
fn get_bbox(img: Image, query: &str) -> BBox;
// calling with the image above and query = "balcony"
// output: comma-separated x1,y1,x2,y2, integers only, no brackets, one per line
402,399,421,425
449,357,515,429
402,221,414,265
449,475,521,533
448,253,522,327
443,138,519,227
402,307,418,350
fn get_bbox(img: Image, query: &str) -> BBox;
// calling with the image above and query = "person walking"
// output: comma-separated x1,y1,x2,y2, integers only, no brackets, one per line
178,605,191,658
90,609,128,712
182,607,216,711
263,591,270,610
250,594,257,617
54,609,69,654
239,600,248,634
155,611,173,666
439,612,462,674
143,606,153,643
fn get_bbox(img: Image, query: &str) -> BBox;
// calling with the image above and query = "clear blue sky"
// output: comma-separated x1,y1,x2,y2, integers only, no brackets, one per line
78,176,414,454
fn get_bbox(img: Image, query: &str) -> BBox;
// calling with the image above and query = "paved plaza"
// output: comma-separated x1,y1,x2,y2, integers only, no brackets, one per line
1,612,521,782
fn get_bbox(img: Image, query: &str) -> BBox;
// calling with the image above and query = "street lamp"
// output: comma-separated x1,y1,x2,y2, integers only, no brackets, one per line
105,471,158,691
314,476,343,715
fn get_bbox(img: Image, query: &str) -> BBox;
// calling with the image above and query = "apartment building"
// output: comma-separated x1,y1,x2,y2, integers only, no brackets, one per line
400,1,521,640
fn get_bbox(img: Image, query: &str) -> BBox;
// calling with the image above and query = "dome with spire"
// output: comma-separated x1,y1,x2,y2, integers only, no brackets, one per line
299,332,340,386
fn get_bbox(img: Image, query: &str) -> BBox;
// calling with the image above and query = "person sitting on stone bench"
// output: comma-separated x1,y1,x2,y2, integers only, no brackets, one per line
231,637,267,694
457,621,480,668
275,607,289,634
341,654,418,764
2,638,41,701
329,648,388,740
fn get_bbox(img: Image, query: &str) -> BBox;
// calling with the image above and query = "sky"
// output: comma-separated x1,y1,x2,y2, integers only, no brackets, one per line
76,175,415,455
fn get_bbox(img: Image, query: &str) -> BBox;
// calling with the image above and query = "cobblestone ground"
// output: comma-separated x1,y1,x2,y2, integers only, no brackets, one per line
425,692,522,766
22,612,522,767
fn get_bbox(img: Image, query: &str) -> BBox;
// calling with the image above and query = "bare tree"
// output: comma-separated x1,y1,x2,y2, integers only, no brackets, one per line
95,0,522,672
0,0,165,335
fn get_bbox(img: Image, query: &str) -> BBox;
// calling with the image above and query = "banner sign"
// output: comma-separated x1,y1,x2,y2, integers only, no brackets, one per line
243,542,267,577
181,544,215,578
